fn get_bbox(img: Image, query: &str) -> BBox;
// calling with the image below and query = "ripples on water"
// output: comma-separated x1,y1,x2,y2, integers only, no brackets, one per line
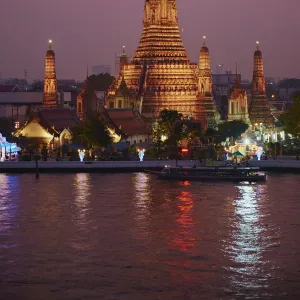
0,172,300,299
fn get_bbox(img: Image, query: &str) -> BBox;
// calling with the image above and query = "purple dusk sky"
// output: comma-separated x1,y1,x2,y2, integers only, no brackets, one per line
0,0,299,81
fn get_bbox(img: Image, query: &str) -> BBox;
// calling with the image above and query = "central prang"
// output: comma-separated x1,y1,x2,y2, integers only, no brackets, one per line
106,0,219,129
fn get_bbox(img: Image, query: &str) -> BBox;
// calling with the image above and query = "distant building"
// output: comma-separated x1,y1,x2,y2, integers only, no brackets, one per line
58,79,78,90
278,87,300,103
0,92,42,128
212,72,242,98
0,91,72,127
92,65,111,75
0,84,22,92
212,72,242,119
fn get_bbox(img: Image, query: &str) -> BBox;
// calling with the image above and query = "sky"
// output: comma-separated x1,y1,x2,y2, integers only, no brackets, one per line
0,0,299,81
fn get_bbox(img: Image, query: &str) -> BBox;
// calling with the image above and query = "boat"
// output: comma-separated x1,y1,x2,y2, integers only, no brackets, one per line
146,165,266,182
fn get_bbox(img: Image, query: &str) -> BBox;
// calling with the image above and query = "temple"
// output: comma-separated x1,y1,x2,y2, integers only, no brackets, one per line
107,0,205,124
198,36,219,128
43,40,58,108
248,42,274,128
107,48,139,111
15,41,80,150
228,66,250,123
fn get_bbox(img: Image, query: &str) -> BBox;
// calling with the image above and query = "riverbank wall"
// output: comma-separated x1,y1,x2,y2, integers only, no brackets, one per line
1,160,300,173
0,160,181,173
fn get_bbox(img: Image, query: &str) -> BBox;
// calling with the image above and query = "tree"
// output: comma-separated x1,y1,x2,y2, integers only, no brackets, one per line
279,92,300,137
86,73,115,91
76,118,112,148
204,128,218,145
217,120,249,142
0,117,13,142
152,109,183,143
31,80,43,92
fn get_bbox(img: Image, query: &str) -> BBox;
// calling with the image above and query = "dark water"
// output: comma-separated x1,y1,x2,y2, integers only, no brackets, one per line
0,173,300,299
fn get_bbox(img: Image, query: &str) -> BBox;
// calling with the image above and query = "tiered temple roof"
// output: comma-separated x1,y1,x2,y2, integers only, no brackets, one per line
109,0,204,123
198,36,219,128
248,42,274,127
43,40,58,108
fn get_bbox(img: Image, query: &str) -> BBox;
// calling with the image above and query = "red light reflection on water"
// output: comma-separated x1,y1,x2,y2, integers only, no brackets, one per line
171,189,196,253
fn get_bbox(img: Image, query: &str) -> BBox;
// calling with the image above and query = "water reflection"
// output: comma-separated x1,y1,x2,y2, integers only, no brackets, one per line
132,173,151,239
172,189,196,253
0,174,19,231
0,173,9,198
0,174,9,229
73,173,91,226
226,184,269,293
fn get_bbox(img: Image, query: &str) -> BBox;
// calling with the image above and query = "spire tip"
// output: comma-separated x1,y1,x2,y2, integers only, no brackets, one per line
256,41,260,50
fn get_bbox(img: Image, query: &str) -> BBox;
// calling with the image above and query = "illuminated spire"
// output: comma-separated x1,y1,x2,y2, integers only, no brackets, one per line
120,45,128,75
121,45,126,56
249,41,274,127
134,0,187,63
43,40,58,108
199,36,211,72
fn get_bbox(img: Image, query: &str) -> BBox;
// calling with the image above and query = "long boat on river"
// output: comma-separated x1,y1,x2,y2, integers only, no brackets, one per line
146,165,266,182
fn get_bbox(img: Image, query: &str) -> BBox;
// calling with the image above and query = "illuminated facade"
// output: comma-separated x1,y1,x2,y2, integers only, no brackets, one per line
43,40,58,108
198,36,220,128
228,72,250,123
15,110,79,148
248,42,274,128
107,0,206,124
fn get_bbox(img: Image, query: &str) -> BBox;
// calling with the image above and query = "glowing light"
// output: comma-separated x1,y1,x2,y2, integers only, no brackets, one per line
256,149,263,161
181,148,189,153
161,135,167,142
0,133,20,162
244,138,250,145
78,149,85,162
137,149,145,162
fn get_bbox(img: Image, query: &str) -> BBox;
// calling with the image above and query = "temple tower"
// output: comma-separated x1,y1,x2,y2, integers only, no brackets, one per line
228,66,250,123
108,0,204,123
248,41,273,127
120,46,128,75
198,36,212,95
43,40,58,108
198,36,219,128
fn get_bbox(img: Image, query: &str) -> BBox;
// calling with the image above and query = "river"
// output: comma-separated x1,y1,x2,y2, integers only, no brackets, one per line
0,173,300,299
